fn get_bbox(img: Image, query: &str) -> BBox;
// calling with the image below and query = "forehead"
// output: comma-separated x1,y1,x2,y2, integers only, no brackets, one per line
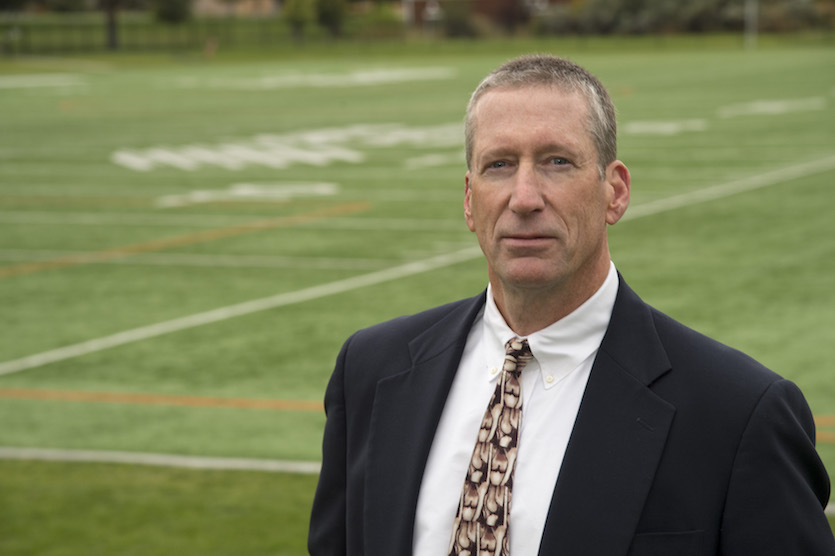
471,85,592,153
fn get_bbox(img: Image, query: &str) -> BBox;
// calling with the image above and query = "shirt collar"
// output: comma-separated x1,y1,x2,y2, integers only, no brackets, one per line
482,262,619,389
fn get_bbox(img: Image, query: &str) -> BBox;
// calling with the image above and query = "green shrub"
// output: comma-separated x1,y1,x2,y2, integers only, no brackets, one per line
153,0,191,24
347,4,404,40
441,0,479,37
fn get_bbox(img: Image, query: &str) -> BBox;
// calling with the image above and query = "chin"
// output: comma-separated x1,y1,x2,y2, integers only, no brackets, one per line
498,264,563,290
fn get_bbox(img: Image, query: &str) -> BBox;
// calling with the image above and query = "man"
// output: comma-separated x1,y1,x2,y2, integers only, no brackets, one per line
308,55,834,555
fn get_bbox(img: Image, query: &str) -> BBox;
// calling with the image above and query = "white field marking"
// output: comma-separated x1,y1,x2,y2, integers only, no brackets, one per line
0,246,484,377
10,56,112,71
111,149,202,172
176,67,456,91
0,447,321,474
342,190,461,203
405,150,465,170
109,151,155,172
0,211,464,230
0,187,461,204
361,123,462,148
622,155,835,221
0,73,86,89
718,97,826,118
155,182,339,208
622,119,708,136
2,155,834,377
178,146,246,170
143,148,201,171
0,250,388,271
111,123,460,172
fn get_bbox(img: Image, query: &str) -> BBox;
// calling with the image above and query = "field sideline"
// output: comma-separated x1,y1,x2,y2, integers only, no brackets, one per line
1,35,834,552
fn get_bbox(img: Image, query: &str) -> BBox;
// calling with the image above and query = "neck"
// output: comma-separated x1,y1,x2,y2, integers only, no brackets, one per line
490,260,611,337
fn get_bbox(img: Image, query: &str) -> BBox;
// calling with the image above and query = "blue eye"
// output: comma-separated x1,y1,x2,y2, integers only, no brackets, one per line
490,161,507,169
551,157,569,166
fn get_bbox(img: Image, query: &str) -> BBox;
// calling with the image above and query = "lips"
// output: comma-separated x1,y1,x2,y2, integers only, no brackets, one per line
501,230,555,240
506,233,549,240
501,235,555,249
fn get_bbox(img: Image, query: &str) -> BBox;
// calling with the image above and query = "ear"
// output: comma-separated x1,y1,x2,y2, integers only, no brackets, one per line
464,172,476,232
604,160,631,225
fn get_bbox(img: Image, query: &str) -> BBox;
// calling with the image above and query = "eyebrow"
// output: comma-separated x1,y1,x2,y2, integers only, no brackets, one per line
477,142,583,163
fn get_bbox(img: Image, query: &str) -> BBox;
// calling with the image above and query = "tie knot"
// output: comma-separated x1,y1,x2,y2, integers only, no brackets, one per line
503,337,532,375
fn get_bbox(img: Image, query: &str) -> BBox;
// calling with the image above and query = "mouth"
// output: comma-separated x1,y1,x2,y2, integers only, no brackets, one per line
502,230,554,240
506,233,549,240
501,235,555,248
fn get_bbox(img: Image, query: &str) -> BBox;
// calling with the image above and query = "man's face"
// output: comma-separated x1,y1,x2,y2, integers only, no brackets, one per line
465,85,629,298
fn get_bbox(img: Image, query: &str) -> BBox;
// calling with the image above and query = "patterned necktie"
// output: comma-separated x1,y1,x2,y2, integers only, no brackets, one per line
449,337,533,556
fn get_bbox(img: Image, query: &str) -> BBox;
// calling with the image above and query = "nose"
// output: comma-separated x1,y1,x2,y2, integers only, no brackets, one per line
508,164,545,215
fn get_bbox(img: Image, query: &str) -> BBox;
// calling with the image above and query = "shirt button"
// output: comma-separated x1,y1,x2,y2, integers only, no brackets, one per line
545,375,555,384
490,367,499,375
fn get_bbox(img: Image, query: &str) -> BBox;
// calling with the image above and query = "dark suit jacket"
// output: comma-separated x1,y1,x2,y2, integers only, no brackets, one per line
309,279,834,555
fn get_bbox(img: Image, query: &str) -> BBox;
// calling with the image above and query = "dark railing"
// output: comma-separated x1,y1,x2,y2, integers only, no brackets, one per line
0,13,298,55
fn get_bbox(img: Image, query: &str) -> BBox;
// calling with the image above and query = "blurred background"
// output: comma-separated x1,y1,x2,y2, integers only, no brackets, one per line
1,0,833,553
1,0,834,52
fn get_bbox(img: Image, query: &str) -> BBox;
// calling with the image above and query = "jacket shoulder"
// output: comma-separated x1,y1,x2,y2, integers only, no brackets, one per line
350,294,484,347
335,293,485,382
649,306,780,385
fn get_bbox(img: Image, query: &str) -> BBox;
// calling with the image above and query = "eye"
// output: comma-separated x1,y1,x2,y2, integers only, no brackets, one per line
550,157,569,166
482,160,511,174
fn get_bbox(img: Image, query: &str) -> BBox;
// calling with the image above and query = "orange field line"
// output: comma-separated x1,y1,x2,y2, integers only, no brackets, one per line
818,431,835,443
0,201,370,280
0,387,323,412
815,416,835,445
815,415,835,427
0,386,832,443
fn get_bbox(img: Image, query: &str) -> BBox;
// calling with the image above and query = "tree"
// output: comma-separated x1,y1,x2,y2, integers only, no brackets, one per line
101,0,119,50
283,0,314,41
316,0,346,37
152,0,191,24
43,0,87,11
0,0,28,11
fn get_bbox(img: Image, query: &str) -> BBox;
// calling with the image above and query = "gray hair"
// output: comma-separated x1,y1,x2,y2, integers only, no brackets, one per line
465,54,617,179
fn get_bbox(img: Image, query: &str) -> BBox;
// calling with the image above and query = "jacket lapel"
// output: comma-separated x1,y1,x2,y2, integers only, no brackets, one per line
538,280,676,556
364,293,486,556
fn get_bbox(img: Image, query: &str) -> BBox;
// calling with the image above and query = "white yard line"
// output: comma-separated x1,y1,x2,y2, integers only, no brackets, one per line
1,155,833,378
0,247,484,377
180,67,456,91
622,155,835,220
0,73,86,89
0,447,320,474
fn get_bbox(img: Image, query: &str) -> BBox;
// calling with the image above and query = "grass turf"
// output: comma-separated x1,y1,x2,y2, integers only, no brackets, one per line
1,34,833,551
0,460,317,555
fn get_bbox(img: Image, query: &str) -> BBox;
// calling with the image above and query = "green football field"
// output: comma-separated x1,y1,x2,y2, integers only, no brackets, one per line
1,35,833,552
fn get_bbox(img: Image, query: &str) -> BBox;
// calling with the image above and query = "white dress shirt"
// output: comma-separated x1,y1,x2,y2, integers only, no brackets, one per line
413,262,619,556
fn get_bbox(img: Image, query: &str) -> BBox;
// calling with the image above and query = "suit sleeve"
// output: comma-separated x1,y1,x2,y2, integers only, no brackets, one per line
720,379,835,555
308,338,351,556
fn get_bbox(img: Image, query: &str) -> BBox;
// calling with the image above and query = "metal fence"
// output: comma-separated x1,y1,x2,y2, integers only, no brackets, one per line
0,14,293,55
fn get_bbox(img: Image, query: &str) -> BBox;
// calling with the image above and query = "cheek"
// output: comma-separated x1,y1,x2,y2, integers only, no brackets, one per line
466,191,487,223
